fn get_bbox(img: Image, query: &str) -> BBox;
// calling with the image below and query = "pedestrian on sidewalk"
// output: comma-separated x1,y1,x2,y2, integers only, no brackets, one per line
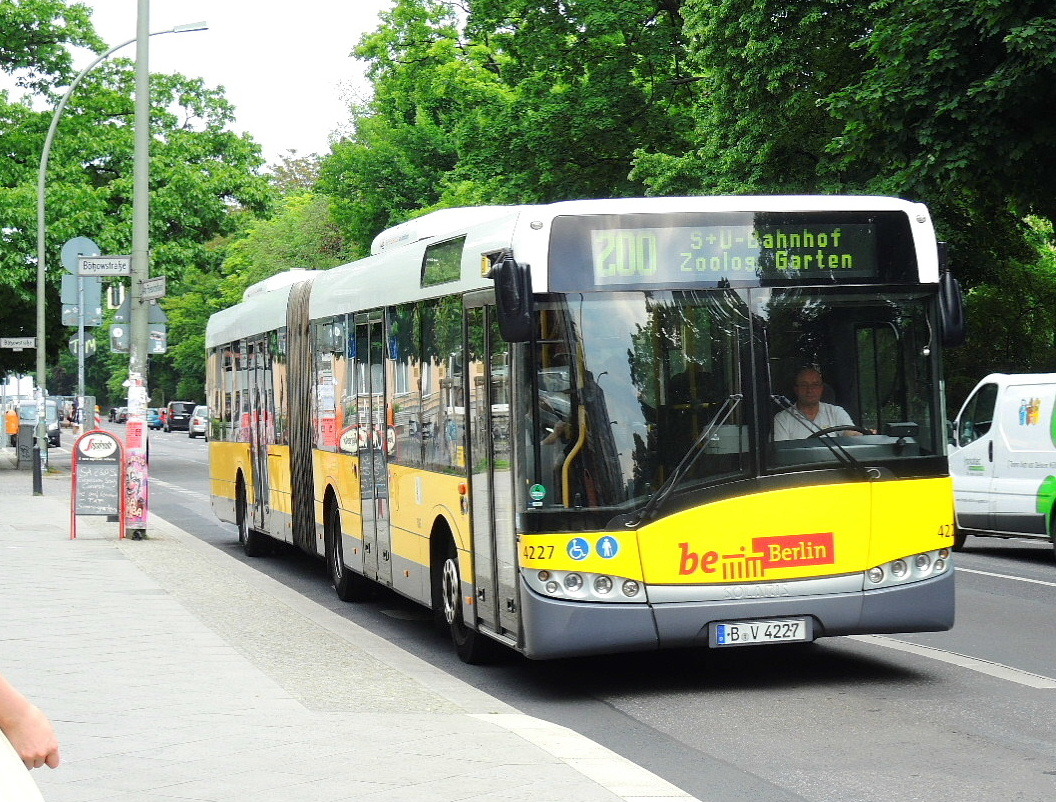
5,408,17,447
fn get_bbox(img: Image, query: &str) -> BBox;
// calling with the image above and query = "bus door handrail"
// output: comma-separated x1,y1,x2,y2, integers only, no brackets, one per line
560,405,589,508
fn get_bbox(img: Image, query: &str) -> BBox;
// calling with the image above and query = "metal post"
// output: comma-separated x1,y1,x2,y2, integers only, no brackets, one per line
77,276,85,405
124,0,153,539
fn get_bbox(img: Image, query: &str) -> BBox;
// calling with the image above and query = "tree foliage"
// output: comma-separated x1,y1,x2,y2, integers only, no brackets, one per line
0,0,102,89
0,45,273,386
633,0,872,196
164,192,353,401
321,0,693,251
314,0,1056,399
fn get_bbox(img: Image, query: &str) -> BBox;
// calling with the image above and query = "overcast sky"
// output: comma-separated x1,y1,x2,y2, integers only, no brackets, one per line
79,0,394,164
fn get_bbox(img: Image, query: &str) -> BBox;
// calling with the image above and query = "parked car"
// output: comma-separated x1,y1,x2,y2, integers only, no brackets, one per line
147,408,164,430
188,406,209,439
164,400,195,432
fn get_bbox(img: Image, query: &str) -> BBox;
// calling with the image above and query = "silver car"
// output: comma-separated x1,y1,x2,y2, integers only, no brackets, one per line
188,405,209,439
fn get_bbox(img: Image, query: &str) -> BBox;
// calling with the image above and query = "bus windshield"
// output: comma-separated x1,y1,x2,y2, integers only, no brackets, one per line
526,286,941,512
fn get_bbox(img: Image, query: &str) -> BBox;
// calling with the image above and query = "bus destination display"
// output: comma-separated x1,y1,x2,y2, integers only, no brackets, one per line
589,223,878,286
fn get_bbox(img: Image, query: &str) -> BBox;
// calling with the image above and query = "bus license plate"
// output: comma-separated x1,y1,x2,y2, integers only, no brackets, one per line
710,618,811,647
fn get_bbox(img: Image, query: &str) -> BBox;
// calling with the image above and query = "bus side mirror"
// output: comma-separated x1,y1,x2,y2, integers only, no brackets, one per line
492,252,533,343
937,245,966,348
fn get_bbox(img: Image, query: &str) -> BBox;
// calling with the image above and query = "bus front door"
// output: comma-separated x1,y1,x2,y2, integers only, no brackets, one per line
355,316,393,587
466,306,519,640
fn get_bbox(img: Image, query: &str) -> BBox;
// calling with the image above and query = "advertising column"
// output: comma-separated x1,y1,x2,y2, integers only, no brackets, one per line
124,373,149,538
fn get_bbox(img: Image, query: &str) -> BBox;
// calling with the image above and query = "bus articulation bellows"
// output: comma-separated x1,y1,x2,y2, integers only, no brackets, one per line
205,196,963,662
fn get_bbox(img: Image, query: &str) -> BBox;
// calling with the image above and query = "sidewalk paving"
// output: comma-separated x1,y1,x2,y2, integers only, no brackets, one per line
0,445,701,802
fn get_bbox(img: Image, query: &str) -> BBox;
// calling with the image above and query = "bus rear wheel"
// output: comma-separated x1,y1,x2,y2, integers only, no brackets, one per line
325,501,370,602
438,539,493,664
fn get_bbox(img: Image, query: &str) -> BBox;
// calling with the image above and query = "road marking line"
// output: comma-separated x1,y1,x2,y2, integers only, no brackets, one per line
473,713,701,801
849,635,1056,689
957,566,1056,589
149,477,210,502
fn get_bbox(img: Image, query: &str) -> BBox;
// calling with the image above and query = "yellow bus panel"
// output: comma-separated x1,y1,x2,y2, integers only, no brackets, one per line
209,441,252,502
519,478,954,585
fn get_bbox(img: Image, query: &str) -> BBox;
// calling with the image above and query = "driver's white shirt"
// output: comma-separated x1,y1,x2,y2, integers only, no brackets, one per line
773,403,854,441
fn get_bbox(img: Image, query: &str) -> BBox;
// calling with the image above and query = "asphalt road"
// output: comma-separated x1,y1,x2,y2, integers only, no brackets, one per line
63,426,1056,801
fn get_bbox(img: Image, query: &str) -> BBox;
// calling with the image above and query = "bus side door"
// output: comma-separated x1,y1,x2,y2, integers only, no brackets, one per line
354,314,393,587
248,335,274,534
465,303,520,640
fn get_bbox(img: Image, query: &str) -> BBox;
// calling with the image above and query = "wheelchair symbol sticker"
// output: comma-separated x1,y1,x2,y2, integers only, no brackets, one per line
567,537,590,560
596,536,620,559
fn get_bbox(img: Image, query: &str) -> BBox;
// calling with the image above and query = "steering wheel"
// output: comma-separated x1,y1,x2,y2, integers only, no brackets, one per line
807,425,871,439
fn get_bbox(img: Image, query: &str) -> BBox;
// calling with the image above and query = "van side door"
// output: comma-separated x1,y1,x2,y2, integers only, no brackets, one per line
989,382,1056,537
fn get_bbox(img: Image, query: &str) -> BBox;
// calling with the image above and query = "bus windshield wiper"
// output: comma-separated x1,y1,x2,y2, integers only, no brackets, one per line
770,395,873,479
627,394,743,527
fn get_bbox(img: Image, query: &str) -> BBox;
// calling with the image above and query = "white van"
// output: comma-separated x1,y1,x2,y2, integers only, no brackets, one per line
949,373,1056,551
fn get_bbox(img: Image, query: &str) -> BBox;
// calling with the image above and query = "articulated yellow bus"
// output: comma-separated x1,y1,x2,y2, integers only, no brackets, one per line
205,196,963,662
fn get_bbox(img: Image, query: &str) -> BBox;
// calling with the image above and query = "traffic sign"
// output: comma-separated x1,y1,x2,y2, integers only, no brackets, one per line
141,276,167,301
62,304,103,327
115,296,167,325
149,328,167,354
111,324,166,354
61,274,102,305
68,333,96,357
61,237,101,273
78,255,132,277
110,325,128,352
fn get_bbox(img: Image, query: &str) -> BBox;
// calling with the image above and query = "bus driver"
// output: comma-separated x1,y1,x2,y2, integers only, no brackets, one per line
773,366,863,441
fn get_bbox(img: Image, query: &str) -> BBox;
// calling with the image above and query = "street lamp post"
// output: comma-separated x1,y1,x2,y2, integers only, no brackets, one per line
33,17,207,493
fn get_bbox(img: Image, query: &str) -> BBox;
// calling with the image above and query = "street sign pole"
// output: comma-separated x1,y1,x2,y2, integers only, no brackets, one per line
78,272,86,414
126,0,152,539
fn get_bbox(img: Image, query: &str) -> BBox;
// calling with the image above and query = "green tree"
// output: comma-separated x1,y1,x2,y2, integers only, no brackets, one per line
0,0,102,88
165,192,353,396
633,0,872,195
0,58,273,387
268,150,324,195
322,0,692,251
827,0,1056,287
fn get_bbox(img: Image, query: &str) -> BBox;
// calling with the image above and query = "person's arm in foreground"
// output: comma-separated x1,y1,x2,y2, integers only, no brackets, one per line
0,673,60,769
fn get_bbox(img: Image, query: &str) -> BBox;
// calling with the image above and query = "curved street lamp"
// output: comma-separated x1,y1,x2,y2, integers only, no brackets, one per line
34,21,208,396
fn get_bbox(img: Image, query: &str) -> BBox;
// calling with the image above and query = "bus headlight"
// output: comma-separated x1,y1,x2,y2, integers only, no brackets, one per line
865,548,951,589
522,569,646,602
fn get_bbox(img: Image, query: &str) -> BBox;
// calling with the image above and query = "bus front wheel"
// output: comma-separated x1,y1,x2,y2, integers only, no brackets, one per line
438,539,492,664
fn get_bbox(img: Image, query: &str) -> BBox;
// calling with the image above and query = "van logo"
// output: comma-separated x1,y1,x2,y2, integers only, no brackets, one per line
1020,397,1042,426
